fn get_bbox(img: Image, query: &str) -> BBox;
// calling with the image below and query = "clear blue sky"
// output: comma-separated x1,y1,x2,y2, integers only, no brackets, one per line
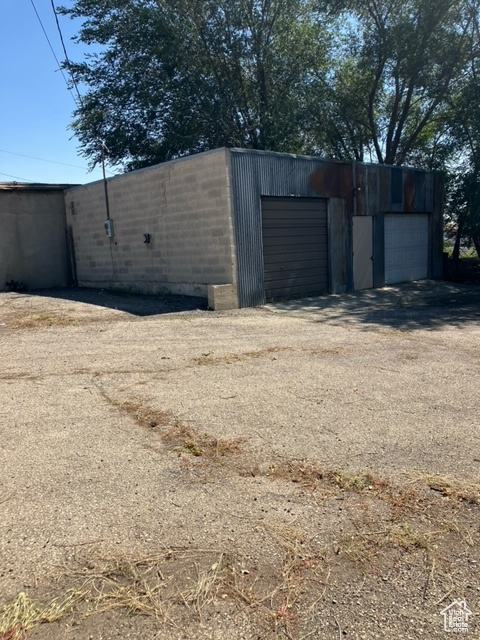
1,1,117,185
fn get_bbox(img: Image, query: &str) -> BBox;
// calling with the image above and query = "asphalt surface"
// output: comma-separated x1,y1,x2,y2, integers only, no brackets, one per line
0,279,479,608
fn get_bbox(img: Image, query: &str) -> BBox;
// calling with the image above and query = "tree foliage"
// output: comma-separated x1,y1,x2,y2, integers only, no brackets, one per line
320,0,475,166
61,0,330,169
443,1,480,257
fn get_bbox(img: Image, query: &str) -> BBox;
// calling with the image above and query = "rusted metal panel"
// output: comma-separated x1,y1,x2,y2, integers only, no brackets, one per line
310,161,354,214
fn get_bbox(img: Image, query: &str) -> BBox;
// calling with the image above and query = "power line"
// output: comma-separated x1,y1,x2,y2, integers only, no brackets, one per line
49,0,83,105
0,171,35,182
29,0,115,187
0,148,116,175
29,0,79,107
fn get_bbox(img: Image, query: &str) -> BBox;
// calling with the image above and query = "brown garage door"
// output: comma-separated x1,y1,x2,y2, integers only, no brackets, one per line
262,197,329,301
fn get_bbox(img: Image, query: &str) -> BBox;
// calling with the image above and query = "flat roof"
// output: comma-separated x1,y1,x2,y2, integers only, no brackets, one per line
0,182,79,192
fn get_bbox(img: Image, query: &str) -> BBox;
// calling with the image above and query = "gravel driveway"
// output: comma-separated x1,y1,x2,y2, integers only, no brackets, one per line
0,281,479,640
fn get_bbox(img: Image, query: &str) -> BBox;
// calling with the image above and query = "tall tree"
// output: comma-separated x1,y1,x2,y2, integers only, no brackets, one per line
319,0,474,166
444,0,480,259
60,0,330,170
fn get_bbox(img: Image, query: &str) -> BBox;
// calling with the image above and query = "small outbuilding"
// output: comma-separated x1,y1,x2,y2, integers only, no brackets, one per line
0,182,74,291
64,148,442,309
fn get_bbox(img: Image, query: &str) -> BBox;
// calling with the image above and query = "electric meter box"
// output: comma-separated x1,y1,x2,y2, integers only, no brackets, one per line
104,219,114,238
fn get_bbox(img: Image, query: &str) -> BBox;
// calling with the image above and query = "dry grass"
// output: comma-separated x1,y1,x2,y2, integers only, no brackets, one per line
414,473,480,505
21,387,474,637
337,518,436,568
0,591,83,640
3,312,78,330
101,393,245,460
1,466,478,638
70,554,173,620
56,537,330,638
266,460,476,593
268,460,390,493
2,310,120,330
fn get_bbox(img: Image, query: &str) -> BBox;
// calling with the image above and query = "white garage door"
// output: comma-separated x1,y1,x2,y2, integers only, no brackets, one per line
385,214,429,284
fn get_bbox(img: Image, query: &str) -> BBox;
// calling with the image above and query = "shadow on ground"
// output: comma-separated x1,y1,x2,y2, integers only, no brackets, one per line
33,287,208,317
266,281,480,331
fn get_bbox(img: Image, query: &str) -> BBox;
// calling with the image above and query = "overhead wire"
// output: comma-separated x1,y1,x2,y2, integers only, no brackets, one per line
26,1,116,182
0,148,115,175
47,0,113,177
45,0,115,272
0,171,35,182
29,0,78,107
49,0,83,105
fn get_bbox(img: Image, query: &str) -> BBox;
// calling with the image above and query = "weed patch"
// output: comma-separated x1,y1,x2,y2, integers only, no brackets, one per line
415,473,480,505
5,312,77,330
0,591,83,639
268,460,390,493
100,393,245,460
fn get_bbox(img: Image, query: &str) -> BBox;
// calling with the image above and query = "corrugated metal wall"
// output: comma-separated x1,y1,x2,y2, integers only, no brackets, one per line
230,149,331,307
309,161,436,216
230,149,443,307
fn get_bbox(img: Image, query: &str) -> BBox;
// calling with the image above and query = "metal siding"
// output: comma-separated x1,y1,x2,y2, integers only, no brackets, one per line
414,172,426,212
379,166,391,212
355,164,366,216
404,171,415,212
431,174,444,277
328,198,351,294
365,165,380,216
425,173,434,212
391,168,403,210
230,150,330,307
229,149,442,306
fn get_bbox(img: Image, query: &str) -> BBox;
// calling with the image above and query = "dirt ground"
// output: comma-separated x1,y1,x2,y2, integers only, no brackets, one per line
0,282,479,640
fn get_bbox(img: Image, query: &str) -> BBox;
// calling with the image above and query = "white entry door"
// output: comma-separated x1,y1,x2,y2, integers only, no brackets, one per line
384,214,429,284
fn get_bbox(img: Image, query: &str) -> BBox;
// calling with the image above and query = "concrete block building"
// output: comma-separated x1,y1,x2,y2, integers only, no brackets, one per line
1,148,443,309
64,148,443,309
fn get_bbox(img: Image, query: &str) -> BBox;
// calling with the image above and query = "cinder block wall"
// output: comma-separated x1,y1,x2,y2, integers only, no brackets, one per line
0,189,69,290
65,148,237,301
